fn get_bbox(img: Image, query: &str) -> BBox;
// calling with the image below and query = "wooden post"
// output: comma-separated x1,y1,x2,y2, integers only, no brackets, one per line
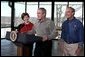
17,45,30,56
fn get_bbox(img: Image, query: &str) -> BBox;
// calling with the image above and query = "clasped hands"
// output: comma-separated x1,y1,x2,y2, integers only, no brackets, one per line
42,35,48,41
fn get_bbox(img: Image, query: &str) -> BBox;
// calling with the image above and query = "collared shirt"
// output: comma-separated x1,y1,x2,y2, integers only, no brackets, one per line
34,18,57,40
61,17,84,44
17,22,34,33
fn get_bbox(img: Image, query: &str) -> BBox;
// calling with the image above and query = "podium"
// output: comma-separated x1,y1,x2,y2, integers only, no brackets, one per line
16,43,30,56
5,31,42,56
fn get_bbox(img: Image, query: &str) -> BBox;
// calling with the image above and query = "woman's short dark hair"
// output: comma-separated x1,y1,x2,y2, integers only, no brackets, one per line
21,13,30,20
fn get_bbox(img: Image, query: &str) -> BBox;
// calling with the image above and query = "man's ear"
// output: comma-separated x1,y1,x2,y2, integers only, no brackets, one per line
72,12,75,15
43,13,46,17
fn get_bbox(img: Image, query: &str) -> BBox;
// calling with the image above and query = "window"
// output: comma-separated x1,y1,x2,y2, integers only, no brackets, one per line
39,2,52,19
27,2,38,24
14,2,38,26
1,1,11,38
54,2,84,39
1,1,11,28
54,2,68,28
69,2,83,23
14,2,25,27
54,2,68,39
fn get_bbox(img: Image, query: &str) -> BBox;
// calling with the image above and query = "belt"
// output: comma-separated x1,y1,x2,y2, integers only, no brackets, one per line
65,40,79,44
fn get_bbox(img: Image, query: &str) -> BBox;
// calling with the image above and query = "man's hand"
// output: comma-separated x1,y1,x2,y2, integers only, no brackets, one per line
42,35,48,41
75,47,82,56
58,41,64,53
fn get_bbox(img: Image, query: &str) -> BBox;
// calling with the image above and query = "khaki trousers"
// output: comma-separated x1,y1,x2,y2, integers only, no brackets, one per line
62,41,78,56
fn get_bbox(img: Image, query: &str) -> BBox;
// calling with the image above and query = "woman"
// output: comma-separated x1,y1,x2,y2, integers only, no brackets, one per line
17,12,34,56
17,13,34,34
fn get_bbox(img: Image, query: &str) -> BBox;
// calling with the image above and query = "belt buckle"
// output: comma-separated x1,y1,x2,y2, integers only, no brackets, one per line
71,41,75,44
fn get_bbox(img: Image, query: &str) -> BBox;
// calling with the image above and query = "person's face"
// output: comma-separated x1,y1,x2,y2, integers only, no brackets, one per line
23,15,29,21
65,8,74,19
37,9,45,20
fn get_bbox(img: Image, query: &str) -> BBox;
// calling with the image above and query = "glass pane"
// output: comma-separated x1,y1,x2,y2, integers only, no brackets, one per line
14,2,38,26
1,1,11,38
14,2,25,27
69,2,83,4
39,2,52,18
69,2,83,22
27,2,38,24
54,2,68,39
1,1,11,27
1,28,11,38
54,2,68,28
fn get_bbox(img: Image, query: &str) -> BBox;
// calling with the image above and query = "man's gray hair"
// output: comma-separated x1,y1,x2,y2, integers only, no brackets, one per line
38,8,46,14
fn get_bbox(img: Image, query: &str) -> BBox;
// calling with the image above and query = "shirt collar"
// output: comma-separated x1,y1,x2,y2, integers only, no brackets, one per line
38,18,46,23
67,17,76,22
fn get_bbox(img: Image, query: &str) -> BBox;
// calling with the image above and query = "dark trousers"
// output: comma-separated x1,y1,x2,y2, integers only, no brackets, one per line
34,40,52,56
19,44,33,56
26,44,33,56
